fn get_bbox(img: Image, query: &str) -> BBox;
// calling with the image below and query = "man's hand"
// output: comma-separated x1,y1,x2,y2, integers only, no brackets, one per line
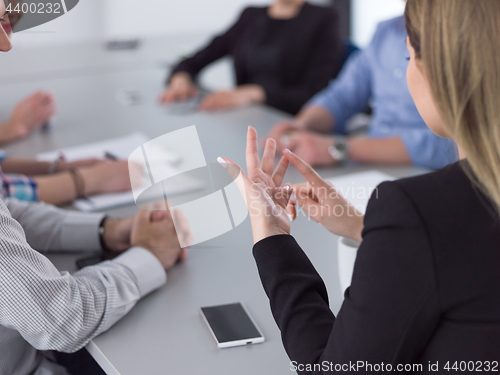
130,206,186,270
262,120,303,150
78,160,139,196
199,85,265,112
1,91,56,143
55,158,103,173
102,217,134,253
281,130,337,167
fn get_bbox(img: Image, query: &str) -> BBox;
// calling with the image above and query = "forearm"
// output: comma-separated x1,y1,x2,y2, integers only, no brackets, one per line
253,235,335,365
348,137,412,165
4,198,103,252
34,173,77,205
296,106,335,133
1,157,51,175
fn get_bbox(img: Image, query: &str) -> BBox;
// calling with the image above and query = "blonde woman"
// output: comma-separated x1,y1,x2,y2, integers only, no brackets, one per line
220,0,500,368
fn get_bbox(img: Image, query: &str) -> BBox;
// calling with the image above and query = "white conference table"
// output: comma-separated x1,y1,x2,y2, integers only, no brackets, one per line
0,39,427,375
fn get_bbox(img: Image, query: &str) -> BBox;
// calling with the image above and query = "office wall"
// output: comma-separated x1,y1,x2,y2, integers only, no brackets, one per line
351,0,406,48
12,0,104,49
104,0,329,39
10,0,404,50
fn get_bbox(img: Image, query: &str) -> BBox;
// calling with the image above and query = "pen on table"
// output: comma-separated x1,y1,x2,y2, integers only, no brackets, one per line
104,151,120,161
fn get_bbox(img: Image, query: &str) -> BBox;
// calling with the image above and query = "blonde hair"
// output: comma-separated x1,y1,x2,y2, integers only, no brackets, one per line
405,0,500,212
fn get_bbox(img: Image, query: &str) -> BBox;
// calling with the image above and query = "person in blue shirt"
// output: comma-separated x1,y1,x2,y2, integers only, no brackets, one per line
265,13,458,170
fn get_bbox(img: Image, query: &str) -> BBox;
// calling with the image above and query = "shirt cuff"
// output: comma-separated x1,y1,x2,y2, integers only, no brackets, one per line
112,247,167,298
60,212,105,251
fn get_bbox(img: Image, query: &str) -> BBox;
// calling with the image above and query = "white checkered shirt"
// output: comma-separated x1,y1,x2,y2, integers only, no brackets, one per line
0,198,166,375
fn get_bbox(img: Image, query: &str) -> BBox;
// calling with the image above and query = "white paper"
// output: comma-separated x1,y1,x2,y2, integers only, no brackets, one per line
326,171,395,214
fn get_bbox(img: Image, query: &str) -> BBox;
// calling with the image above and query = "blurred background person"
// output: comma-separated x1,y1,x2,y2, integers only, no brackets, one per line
0,20,138,206
0,91,56,145
265,2,458,170
159,0,346,115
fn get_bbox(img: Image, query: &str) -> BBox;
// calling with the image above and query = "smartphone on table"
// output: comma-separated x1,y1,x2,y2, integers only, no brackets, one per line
199,302,265,348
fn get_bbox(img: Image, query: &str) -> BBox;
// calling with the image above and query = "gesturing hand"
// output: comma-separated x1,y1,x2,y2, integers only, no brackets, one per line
218,126,293,244
284,149,364,243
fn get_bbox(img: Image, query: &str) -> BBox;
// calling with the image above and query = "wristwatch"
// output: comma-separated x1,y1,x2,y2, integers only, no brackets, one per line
328,136,350,162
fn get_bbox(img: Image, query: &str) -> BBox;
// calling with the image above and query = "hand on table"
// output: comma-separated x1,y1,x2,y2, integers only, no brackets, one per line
1,91,56,143
262,120,303,150
199,85,265,112
284,150,364,243
103,206,191,263
131,204,188,270
159,72,199,104
78,160,140,196
218,126,293,244
55,158,103,172
102,216,135,253
280,130,337,167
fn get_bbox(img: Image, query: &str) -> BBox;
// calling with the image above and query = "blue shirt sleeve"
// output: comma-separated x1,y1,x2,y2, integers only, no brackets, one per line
306,49,373,135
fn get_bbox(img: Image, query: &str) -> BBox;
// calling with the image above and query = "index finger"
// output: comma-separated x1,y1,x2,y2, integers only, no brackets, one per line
246,126,261,177
284,148,327,187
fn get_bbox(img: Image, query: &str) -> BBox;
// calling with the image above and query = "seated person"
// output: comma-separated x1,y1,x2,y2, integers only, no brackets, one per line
0,90,56,145
0,22,133,206
159,0,345,115
0,11,189,374
265,8,457,169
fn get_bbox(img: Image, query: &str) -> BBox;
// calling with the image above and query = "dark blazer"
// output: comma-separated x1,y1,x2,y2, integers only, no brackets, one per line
253,161,500,373
169,3,344,115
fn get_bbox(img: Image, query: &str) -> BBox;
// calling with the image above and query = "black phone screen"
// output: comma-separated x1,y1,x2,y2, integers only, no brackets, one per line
200,303,262,343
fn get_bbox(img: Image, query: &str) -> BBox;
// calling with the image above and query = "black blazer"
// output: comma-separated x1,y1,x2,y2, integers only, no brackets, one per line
253,161,500,373
169,3,344,115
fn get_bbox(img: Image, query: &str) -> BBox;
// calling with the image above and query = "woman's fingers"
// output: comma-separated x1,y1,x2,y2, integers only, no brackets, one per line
284,148,330,191
296,195,323,224
246,126,261,178
217,156,252,206
272,155,290,187
261,138,277,176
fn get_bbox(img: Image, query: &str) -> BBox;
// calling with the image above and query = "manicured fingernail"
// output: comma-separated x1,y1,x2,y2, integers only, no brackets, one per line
217,157,228,169
290,193,297,203
283,185,290,192
283,148,292,154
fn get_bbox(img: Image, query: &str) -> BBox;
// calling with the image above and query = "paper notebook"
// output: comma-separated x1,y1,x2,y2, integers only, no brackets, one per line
326,171,395,214
37,132,204,212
